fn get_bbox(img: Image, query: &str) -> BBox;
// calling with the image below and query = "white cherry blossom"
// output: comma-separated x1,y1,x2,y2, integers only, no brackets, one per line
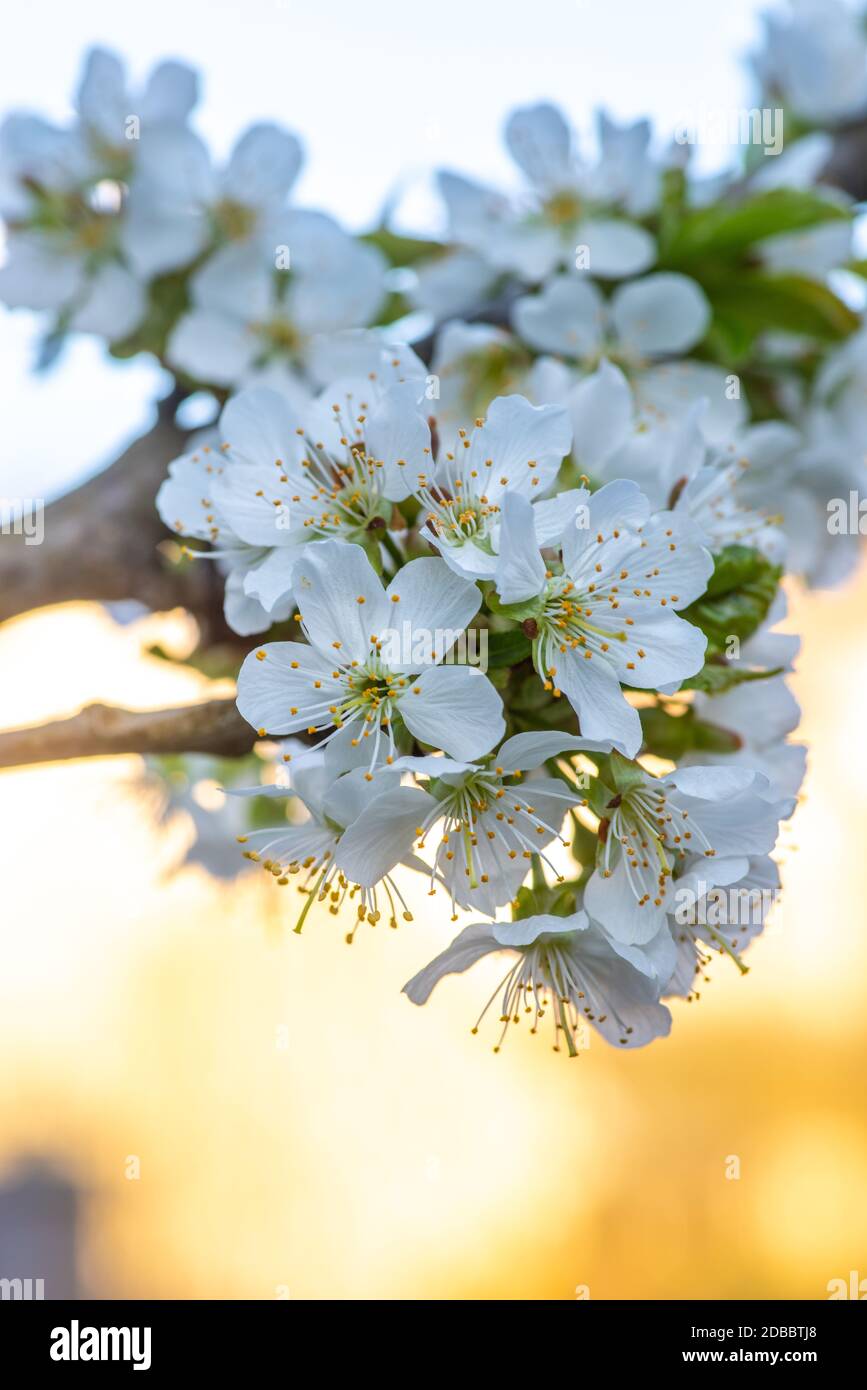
584,763,788,945
353,732,597,917
493,481,713,756
229,744,429,937
664,854,781,997
235,539,504,766
403,907,674,1055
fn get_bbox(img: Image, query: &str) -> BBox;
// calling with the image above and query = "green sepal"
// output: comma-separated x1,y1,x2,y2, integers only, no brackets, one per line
682,545,782,655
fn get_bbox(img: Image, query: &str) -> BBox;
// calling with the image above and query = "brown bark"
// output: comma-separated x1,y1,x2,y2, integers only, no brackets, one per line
0,697,256,770
0,392,231,642
820,120,867,202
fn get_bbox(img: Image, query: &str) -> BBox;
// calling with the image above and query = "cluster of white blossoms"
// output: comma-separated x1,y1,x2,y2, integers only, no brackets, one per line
752,0,867,125
174,366,797,1055
5,31,865,1056
0,48,386,376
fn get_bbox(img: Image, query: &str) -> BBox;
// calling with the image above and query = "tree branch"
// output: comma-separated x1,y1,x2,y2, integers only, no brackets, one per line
0,697,257,770
821,119,867,202
0,392,233,643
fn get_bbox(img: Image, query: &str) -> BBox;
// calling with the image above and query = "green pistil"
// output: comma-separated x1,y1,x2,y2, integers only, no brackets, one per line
707,927,749,975
557,996,579,1057
293,865,328,934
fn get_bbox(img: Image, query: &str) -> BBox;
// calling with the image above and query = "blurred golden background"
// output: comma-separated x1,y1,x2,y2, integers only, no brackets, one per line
1,566,865,1300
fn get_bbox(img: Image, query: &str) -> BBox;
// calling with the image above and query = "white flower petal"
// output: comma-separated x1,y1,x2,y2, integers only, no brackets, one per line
244,546,303,612
222,122,302,204
287,241,386,334
402,924,499,1005
493,910,588,947
307,330,426,389
223,570,276,636
0,232,83,310
335,785,435,887
505,102,575,191
389,753,477,778
666,765,756,800
576,218,656,279
494,492,546,603
189,243,272,321
168,310,257,387
531,488,590,547
635,361,748,444
76,47,126,144
321,766,402,829
495,731,610,772
551,644,643,757
141,59,199,124
410,248,498,317
607,608,707,689
611,273,710,358
560,480,649,578
133,124,215,204
121,195,208,278
68,262,146,340
385,558,481,668
219,386,302,469
585,854,673,945
209,460,293,548
575,921,673,1045
156,451,225,541
512,275,605,358
569,359,634,474
437,169,508,245
236,642,340,735
291,541,389,659
399,665,504,760
364,381,432,501
467,394,571,498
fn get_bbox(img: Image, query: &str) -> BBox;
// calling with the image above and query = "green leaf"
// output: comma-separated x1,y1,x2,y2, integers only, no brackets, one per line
657,167,688,256
702,313,757,365
373,289,411,326
682,545,783,656
663,190,850,264
639,706,742,760
486,628,532,668
700,272,859,348
703,544,768,598
361,227,447,267
681,661,783,695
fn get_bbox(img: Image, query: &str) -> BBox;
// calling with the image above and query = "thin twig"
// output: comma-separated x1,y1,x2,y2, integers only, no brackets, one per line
0,698,257,770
